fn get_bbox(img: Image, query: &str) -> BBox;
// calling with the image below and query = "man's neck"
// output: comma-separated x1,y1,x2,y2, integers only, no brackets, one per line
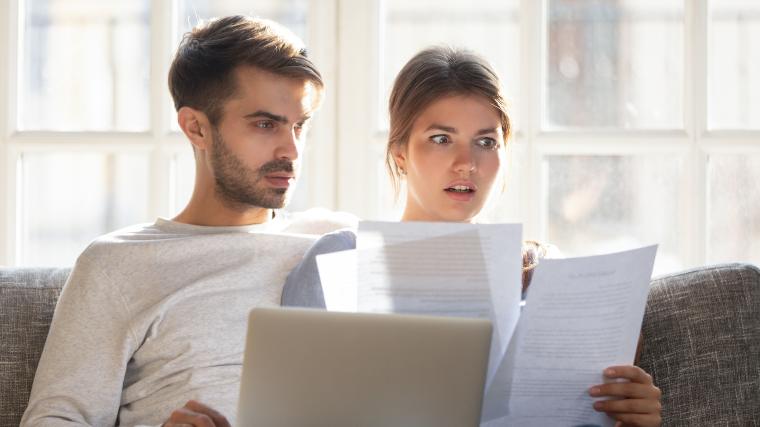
173,197,274,227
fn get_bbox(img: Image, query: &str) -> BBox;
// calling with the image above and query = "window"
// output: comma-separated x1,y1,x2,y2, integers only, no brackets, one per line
335,0,760,275
0,0,318,266
1,0,758,273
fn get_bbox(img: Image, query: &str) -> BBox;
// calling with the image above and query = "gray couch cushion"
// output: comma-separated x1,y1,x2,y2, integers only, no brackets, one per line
638,263,760,426
0,268,70,427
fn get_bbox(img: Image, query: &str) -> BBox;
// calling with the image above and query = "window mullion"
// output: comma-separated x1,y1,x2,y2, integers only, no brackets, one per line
521,0,545,240
148,0,174,220
0,0,19,265
687,0,709,267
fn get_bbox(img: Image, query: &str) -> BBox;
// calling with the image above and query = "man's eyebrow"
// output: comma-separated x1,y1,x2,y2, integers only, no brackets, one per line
243,111,288,123
424,124,458,133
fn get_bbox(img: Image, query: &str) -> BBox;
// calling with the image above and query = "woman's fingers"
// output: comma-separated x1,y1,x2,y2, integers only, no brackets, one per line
590,382,661,399
603,365,653,384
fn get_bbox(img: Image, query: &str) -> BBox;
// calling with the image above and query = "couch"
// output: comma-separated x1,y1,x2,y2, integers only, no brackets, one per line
1,263,759,426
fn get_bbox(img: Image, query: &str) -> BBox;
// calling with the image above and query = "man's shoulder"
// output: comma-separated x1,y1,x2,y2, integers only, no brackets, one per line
281,208,358,235
78,221,173,261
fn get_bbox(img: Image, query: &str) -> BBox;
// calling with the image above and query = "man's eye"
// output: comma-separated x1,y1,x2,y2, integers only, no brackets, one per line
256,121,275,129
476,137,499,150
430,135,450,145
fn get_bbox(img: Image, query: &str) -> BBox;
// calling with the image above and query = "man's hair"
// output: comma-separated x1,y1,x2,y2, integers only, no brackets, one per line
168,15,323,126
386,46,511,194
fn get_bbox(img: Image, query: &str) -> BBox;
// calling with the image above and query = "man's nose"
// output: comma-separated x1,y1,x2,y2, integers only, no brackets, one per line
274,129,300,161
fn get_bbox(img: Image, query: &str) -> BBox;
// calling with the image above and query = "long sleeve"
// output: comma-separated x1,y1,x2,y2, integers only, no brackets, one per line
21,253,137,426
280,229,356,308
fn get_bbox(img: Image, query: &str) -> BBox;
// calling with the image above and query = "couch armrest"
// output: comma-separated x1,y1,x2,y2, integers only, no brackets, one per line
638,263,760,426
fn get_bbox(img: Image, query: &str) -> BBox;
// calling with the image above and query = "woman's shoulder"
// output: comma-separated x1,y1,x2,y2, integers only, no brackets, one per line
309,228,357,254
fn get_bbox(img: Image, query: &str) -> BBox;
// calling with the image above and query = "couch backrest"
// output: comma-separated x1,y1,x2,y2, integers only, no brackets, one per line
1,264,758,427
638,263,760,426
0,268,70,427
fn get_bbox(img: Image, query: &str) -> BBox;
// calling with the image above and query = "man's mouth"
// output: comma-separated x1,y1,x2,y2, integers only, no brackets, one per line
265,175,294,188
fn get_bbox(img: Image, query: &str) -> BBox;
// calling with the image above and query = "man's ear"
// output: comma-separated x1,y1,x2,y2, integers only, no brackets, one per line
177,107,211,150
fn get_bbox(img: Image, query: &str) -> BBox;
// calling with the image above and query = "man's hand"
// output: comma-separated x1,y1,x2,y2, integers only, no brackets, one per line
589,365,662,427
162,400,231,427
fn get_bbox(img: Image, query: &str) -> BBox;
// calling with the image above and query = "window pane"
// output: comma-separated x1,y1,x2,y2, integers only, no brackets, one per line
20,0,150,131
707,155,760,264
544,155,683,275
18,152,150,266
709,1,760,129
546,0,683,129
171,150,196,214
175,0,309,44
382,0,520,130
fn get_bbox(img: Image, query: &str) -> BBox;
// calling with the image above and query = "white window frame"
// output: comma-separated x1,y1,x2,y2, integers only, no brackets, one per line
0,0,338,266
334,0,760,272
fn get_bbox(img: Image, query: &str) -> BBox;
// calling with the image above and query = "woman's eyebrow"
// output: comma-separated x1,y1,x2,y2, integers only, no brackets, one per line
475,127,500,136
424,123,457,133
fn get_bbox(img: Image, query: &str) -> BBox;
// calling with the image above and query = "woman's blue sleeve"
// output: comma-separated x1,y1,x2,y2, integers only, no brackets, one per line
281,229,357,308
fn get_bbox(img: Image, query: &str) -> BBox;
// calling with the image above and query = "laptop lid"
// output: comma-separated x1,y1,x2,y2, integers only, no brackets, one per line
237,307,492,427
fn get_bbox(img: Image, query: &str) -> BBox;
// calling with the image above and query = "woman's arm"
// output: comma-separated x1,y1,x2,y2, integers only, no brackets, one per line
280,229,356,308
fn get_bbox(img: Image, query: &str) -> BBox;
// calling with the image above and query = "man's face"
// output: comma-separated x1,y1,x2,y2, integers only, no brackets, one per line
209,66,319,210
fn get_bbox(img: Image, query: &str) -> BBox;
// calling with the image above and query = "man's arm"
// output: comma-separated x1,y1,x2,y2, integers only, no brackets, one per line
21,254,137,426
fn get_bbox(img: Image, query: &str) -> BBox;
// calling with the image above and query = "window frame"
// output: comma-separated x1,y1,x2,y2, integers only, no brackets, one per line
334,0,760,272
0,0,338,266
1,0,759,269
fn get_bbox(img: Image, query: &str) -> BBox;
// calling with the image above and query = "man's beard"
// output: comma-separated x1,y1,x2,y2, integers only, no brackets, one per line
210,128,297,210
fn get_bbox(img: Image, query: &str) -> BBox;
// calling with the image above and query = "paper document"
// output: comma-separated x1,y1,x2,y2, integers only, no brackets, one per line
316,249,357,312
356,221,522,361
482,245,657,427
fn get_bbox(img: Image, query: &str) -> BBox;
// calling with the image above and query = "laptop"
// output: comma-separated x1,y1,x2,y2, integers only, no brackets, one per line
236,307,492,427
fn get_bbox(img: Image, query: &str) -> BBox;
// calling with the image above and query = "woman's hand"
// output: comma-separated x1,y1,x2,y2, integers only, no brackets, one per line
589,365,662,427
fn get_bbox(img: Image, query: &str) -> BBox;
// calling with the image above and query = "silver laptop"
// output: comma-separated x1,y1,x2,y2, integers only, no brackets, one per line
236,307,492,427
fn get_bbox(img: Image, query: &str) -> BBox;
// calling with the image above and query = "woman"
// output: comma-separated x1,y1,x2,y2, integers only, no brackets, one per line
282,46,661,427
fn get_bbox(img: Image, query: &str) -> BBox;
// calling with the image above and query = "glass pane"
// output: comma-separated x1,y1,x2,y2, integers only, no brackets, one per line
707,155,760,264
546,0,683,129
20,0,150,131
382,0,520,130
171,150,196,214
18,152,150,266
543,155,683,275
175,0,309,44
709,1,760,129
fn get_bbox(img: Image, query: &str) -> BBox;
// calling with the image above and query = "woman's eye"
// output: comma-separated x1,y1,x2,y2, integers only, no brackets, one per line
430,135,450,145
476,137,499,150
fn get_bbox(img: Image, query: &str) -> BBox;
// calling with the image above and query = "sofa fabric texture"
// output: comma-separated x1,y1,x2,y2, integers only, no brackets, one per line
1,264,758,427
0,268,70,427
638,263,760,426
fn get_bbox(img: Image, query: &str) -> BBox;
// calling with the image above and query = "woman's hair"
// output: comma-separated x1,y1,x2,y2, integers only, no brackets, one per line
386,46,511,194
168,15,323,126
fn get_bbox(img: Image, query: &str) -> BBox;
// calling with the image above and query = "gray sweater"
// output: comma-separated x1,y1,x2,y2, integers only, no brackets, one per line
21,212,355,427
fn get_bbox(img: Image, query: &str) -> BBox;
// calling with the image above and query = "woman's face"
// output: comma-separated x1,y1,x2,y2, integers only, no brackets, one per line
394,94,504,223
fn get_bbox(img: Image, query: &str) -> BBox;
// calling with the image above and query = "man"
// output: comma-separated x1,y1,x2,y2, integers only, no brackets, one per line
22,16,352,426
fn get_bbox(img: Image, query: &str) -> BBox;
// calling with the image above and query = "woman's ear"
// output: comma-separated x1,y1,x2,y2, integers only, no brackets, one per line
177,107,211,151
391,144,408,176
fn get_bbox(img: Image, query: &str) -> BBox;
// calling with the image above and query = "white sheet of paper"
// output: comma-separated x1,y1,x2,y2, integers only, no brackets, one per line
482,245,657,426
356,221,523,382
316,249,357,312
357,221,520,325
